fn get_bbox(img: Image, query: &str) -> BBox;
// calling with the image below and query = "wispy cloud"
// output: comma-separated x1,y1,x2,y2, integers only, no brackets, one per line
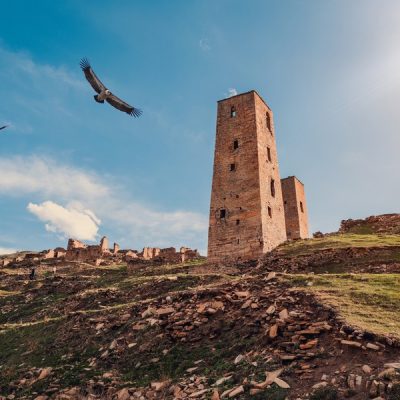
0,46,84,90
227,88,237,97
27,201,100,241
0,247,16,256
0,155,207,249
199,38,211,52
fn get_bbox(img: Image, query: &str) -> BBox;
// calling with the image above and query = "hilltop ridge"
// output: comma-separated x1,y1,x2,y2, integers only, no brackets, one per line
1,215,400,399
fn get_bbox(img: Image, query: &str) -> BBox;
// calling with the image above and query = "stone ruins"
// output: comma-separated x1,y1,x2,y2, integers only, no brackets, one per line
65,237,200,266
208,90,309,263
0,237,200,269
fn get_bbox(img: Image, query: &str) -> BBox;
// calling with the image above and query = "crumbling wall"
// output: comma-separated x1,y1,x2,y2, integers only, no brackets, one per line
65,237,109,263
128,246,201,270
340,214,400,235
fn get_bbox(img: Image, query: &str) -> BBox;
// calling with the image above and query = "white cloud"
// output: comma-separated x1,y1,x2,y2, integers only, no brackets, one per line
228,88,238,97
0,247,16,256
0,155,207,249
27,201,100,241
199,38,211,51
0,156,110,200
0,46,84,90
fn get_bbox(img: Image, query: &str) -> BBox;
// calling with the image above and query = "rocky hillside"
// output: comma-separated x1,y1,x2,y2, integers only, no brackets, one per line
1,233,400,399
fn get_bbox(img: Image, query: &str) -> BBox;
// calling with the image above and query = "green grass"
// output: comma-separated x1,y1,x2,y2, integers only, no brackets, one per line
277,234,400,257
286,273,400,338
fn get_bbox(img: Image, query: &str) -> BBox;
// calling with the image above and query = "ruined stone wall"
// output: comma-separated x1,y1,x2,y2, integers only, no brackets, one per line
281,176,310,239
65,239,104,262
208,90,287,262
128,246,200,270
339,214,400,235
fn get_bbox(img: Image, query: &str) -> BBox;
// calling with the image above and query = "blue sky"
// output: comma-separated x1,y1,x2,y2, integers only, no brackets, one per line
1,1,400,254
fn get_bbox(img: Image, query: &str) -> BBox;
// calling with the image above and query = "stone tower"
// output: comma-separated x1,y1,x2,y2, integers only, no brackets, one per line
208,90,287,262
281,176,309,239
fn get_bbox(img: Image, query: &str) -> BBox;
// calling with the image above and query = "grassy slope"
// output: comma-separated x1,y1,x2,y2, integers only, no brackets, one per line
287,273,400,338
276,233,400,256
279,234,400,338
1,234,400,397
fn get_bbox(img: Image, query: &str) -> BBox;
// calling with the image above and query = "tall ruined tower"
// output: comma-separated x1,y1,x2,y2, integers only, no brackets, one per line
281,176,310,239
208,90,287,262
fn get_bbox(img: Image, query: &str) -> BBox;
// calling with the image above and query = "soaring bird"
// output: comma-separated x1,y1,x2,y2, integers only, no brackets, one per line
79,58,142,117
0,125,8,131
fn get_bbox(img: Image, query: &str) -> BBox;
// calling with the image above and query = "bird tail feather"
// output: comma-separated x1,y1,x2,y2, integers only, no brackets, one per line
94,95,104,103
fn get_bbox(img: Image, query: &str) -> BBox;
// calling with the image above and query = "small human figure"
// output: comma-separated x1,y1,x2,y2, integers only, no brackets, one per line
53,266,57,276
29,268,35,280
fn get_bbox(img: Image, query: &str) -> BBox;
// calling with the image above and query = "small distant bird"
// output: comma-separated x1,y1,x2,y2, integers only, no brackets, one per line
80,58,142,117
0,125,8,131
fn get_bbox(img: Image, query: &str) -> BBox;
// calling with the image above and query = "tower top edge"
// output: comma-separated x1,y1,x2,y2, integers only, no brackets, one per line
217,90,271,110
281,176,305,186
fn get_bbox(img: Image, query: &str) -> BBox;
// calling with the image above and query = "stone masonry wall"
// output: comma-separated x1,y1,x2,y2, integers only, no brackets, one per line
339,214,400,234
281,176,310,239
208,90,287,262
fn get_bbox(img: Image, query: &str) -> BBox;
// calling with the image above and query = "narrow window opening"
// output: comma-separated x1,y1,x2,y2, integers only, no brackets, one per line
230,106,236,118
230,163,236,171
220,209,226,219
284,200,287,205
233,139,239,150
236,194,239,198
268,206,272,218
236,219,240,225
300,201,304,213
237,239,240,244
270,179,276,197
267,147,272,162
266,112,271,132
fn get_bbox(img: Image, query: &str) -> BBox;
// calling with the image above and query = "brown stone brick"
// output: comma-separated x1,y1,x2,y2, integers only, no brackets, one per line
208,90,287,262
281,176,310,239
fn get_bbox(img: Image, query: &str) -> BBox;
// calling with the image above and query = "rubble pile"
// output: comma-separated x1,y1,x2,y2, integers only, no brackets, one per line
259,246,400,274
1,261,400,399
1,228,400,399
340,214,400,235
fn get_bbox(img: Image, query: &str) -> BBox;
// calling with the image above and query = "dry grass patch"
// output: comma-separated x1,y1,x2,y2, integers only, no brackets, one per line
277,234,400,256
287,273,400,338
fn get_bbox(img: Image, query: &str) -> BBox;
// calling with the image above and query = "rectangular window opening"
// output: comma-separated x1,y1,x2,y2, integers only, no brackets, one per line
300,201,304,213
270,179,276,197
268,206,272,218
233,140,239,150
220,209,226,219
236,219,240,225
267,147,272,162
230,163,236,171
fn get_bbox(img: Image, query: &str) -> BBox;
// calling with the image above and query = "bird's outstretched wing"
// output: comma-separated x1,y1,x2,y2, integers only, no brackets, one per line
106,94,142,117
79,58,106,94
0,125,8,131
